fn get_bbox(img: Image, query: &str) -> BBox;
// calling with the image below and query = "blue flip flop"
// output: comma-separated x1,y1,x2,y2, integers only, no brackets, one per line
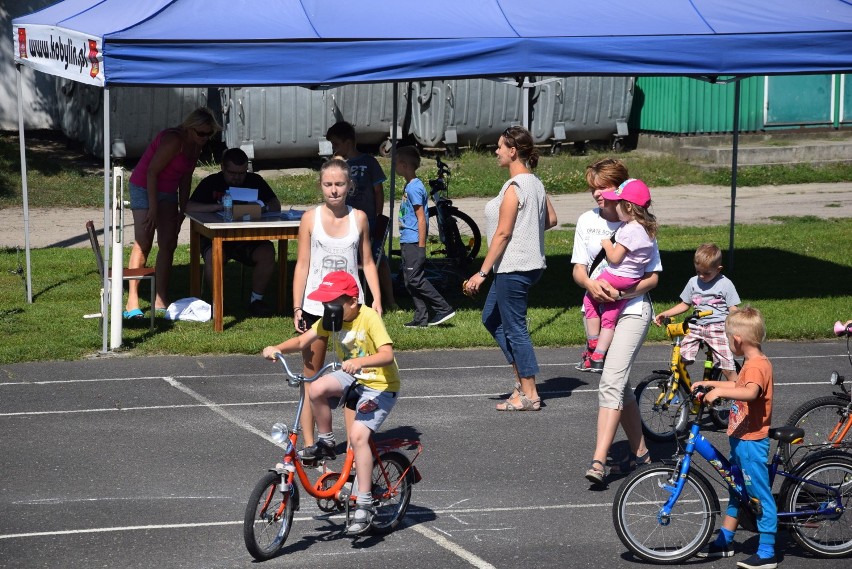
123,308,144,320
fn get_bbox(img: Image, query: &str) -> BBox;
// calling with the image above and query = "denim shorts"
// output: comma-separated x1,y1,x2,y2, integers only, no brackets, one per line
326,370,397,432
129,182,179,209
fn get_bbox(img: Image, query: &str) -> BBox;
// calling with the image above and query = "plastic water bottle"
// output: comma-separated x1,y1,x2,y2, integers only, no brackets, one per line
222,190,233,222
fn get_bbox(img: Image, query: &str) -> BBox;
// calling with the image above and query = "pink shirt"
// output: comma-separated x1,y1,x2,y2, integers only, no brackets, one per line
129,129,197,194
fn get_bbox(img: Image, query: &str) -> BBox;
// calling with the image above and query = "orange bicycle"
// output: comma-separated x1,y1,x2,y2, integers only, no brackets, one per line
243,354,422,561
779,320,852,464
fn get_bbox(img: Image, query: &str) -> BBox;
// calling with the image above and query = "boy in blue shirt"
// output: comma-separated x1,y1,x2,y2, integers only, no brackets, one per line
396,146,455,328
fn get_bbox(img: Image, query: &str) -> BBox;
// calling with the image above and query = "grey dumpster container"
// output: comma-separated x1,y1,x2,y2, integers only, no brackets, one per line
55,82,214,159
327,83,408,149
221,86,334,161
409,78,524,148
530,76,634,149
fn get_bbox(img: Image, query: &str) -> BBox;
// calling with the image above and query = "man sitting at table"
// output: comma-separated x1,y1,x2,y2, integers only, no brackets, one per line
186,147,281,317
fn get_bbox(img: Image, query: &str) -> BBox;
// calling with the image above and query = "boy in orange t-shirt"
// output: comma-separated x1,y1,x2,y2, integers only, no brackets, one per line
692,306,777,569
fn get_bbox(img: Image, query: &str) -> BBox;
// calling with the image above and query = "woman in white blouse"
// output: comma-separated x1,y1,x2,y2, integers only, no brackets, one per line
464,126,557,411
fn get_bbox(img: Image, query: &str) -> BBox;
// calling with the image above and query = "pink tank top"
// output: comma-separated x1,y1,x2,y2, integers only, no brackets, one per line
129,129,197,193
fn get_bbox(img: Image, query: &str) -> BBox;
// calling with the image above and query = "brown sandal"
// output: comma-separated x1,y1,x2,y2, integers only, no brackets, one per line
496,392,540,411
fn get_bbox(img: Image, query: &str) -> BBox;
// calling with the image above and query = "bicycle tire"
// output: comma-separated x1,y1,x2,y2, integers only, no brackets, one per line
635,373,690,442
244,471,297,561
370,451,413,534
426,206,481,264
613,465,717,564
780,451,852,557
780,395,851,465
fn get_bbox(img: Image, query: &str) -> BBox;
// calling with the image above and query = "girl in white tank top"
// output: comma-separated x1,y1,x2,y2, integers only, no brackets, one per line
303,205,364,317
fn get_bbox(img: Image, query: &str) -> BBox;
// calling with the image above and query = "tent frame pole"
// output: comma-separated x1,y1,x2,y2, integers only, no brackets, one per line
728,80,741,271
102,88,112,353
16,64,33,305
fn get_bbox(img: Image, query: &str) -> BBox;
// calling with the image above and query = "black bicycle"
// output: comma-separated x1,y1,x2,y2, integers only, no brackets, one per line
425,156,481,267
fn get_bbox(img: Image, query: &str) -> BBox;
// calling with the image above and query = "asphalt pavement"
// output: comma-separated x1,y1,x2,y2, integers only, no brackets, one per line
1,340,850,568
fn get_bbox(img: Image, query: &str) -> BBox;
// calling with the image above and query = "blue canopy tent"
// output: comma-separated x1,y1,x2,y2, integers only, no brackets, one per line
13,0,852,350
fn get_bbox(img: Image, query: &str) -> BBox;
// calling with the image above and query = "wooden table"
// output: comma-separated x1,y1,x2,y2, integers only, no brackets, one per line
187,212,300,332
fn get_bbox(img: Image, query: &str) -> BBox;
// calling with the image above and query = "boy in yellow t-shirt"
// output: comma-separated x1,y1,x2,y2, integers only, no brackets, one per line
693,306,777,569
263,270,400,535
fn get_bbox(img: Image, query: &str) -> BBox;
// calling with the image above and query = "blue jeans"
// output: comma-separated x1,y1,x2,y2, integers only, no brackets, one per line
481,269,543,378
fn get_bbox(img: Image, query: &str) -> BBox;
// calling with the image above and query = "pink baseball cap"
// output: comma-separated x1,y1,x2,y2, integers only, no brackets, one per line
307,271,359,302
600,178,652,208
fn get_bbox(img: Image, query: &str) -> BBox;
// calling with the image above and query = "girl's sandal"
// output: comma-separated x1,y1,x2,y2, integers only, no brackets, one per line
585,460,608,486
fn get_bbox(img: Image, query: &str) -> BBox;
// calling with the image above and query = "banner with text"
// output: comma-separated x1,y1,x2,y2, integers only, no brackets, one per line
13,25,104,87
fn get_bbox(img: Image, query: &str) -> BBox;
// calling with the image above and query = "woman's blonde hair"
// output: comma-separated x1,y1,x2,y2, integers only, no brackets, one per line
320,157,351,184
181,107,221,133
726,305,766,346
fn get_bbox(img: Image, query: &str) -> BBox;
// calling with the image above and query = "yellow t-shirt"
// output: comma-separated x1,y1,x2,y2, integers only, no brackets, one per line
313,306,401,392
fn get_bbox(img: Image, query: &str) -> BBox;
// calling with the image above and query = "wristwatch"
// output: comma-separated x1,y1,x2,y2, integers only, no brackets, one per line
478,270,488,278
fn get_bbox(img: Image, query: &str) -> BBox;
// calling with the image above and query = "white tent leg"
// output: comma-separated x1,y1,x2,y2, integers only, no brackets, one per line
104,89,124,350
16,64,33,305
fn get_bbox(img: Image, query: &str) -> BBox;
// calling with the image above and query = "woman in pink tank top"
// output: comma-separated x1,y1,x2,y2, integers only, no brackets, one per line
124,107,220,319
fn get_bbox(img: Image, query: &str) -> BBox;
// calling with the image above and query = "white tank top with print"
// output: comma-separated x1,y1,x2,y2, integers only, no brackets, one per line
303,206,364,316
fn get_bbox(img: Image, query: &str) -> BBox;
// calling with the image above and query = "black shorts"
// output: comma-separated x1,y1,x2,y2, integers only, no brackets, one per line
201,239,268,267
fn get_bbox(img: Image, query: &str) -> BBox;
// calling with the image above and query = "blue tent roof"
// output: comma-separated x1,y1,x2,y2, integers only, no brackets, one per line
13,0,852,85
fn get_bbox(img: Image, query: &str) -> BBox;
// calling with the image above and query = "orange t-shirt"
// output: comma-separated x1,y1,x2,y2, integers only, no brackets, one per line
727,355,773,440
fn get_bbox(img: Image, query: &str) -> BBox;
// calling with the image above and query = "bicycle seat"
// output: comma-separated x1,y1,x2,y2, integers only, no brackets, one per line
769,426,805,444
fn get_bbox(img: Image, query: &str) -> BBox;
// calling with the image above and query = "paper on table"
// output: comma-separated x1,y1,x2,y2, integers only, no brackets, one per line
228,187,262,205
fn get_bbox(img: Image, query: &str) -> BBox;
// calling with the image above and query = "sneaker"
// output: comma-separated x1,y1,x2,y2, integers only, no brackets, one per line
589,357,604,373
736,554,778,569
248,299,273,317
696,542,734,559
404,320,427,328
298,439,336,462
428,311,456,326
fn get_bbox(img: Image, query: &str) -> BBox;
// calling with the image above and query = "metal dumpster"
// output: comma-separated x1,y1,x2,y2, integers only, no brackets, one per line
54,82,214,159
530,76,634,150
409,78,525,149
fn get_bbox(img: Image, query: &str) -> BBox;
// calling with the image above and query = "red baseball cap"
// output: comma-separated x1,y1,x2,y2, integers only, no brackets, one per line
600,178,651,208
307,271,360,302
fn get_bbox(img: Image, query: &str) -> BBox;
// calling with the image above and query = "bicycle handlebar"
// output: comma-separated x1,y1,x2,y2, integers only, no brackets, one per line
274,353,340,386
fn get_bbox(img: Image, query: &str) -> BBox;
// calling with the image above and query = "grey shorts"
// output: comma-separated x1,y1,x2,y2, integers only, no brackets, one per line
326,370,397,432
129,182,179,209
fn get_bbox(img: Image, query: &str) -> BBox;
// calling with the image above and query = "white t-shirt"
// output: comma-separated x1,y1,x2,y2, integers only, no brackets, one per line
608,220,655,279
571,208,662,316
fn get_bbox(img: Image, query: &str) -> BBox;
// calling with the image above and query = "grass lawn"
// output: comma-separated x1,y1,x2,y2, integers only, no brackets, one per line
1,216,850,364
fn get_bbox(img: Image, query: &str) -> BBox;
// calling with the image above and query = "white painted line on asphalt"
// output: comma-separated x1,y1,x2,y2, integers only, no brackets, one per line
1,351,844,387
410,524,496,569
0,497,734,541
161,376,286,449
0,380,836,417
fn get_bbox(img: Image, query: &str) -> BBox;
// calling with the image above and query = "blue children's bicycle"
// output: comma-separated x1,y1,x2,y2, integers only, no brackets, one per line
613,386,852,563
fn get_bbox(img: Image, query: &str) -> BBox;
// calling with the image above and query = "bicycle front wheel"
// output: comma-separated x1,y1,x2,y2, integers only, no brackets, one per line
426,206,481,264
635,373,689,442
243,471,297,561
613,465,717,563
370,451,413,534
782,452,852,557
781,395,851,464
